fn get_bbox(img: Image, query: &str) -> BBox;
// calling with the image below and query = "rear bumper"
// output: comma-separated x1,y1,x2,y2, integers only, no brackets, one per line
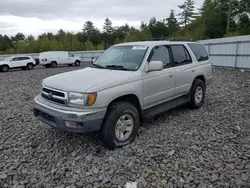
34,95,106,133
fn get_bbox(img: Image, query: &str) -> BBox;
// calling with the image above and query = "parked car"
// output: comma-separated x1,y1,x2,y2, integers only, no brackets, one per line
39,51,81,68
34,40,213,149
0,56,36,72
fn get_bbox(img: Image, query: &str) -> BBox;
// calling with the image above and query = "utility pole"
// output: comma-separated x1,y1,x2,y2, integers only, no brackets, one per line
227,0,232,34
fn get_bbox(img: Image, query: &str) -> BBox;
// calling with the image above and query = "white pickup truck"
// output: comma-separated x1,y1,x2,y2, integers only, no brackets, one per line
34,40,213,149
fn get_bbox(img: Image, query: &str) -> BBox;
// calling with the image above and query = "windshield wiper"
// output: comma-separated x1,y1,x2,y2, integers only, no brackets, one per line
105,65,130,71
90,64,105,69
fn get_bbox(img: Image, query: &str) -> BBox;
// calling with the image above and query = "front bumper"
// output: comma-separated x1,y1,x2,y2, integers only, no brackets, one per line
34,95,106,133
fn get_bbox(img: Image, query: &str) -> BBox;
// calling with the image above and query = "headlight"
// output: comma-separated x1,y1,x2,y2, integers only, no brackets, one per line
68,92,97,107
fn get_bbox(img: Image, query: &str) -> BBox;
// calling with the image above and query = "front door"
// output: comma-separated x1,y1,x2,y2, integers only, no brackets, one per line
142,45,176,109
67,52,75,64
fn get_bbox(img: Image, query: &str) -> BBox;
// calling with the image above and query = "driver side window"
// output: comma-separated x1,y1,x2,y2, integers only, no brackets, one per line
68,53,74,57
150,46,171,67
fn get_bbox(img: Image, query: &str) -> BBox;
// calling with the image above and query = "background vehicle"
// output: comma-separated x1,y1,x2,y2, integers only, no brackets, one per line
39,51,81,68
0,56,36,72
34,40,213,149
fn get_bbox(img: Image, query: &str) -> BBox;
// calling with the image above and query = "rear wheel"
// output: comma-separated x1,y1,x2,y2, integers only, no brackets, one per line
27,63,34,70
100,102,140,149
75,60,80,67
189,79,206,109
1,65,9,72
50,61,57,68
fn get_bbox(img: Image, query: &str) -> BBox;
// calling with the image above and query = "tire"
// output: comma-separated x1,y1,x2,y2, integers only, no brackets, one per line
100,102,140,149
50,61,57,68
27,63,34,70
75,60,80,67
189,79,206,109
1,65,9,72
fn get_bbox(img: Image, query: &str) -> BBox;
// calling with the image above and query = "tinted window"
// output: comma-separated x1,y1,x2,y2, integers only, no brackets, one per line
19,57,30,60
188,43,209,62
150,46,171,67
170,45,192,65
12,57,19,61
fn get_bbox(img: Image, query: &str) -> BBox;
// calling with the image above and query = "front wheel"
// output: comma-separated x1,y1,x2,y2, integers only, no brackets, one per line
189,79,206,109
1,65,9,72
75,60,80,67
100,102,140,149
27,63,34,70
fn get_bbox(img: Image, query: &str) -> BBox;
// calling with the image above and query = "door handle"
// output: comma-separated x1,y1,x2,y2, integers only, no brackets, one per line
191,69,195,72
169,74,174,78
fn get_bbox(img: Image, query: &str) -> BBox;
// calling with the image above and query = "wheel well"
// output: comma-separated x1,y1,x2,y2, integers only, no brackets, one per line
195,75,205,85
51,61,57,64
27,62,33,65
75,60,80,62
108,94,142,113
1,64,9,68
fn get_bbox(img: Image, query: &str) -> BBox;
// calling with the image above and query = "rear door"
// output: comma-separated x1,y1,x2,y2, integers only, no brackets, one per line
170,44,196,97
21,57,31,66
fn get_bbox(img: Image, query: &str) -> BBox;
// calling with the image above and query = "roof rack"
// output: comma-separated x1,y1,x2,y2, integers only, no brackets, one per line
141,37,196,42
170,39,196,42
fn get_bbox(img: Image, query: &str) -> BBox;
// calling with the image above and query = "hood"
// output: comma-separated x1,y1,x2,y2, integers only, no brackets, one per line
42,67,137,92
0,60,8,65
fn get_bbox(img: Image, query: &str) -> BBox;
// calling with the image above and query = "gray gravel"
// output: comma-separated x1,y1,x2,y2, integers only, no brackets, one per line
0,65,250,188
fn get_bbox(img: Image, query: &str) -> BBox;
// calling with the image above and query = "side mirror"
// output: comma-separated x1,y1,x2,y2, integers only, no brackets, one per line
91,57,97,63
147,61,163,72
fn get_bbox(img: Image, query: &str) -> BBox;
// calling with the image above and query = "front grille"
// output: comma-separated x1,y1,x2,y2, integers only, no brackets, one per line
42,88,65,97
42,93,66,105
41,87,67,105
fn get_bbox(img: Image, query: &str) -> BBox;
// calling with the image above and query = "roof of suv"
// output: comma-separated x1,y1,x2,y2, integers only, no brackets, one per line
114,40,198,48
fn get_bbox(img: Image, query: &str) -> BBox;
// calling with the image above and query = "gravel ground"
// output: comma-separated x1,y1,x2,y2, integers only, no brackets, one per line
0,65,250,188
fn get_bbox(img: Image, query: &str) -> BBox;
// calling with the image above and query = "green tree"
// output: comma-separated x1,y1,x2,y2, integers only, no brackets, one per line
166,10,179,36
84,40,95,50
178,0,197,26
26,35,35,44
82,21,101,45
103,18,113,35
148,17,169,39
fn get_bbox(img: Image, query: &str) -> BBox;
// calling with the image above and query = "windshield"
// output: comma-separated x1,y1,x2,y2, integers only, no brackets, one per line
3,57,11,61
93,45,148,71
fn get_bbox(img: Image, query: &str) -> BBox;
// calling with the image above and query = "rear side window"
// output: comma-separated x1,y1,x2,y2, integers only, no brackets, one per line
188,43,209,62
20,57,30,60
170,45,192,65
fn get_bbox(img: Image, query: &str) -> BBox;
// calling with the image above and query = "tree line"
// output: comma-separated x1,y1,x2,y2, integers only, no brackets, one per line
0,0,249,54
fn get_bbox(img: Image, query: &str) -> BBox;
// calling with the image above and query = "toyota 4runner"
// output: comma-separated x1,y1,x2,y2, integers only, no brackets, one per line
34,40,213,149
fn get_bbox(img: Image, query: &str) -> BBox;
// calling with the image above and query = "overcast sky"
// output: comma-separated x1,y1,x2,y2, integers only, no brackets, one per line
0,0,203,37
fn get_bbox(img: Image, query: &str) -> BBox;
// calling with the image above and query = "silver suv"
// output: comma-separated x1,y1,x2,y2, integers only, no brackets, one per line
34,40,213,149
